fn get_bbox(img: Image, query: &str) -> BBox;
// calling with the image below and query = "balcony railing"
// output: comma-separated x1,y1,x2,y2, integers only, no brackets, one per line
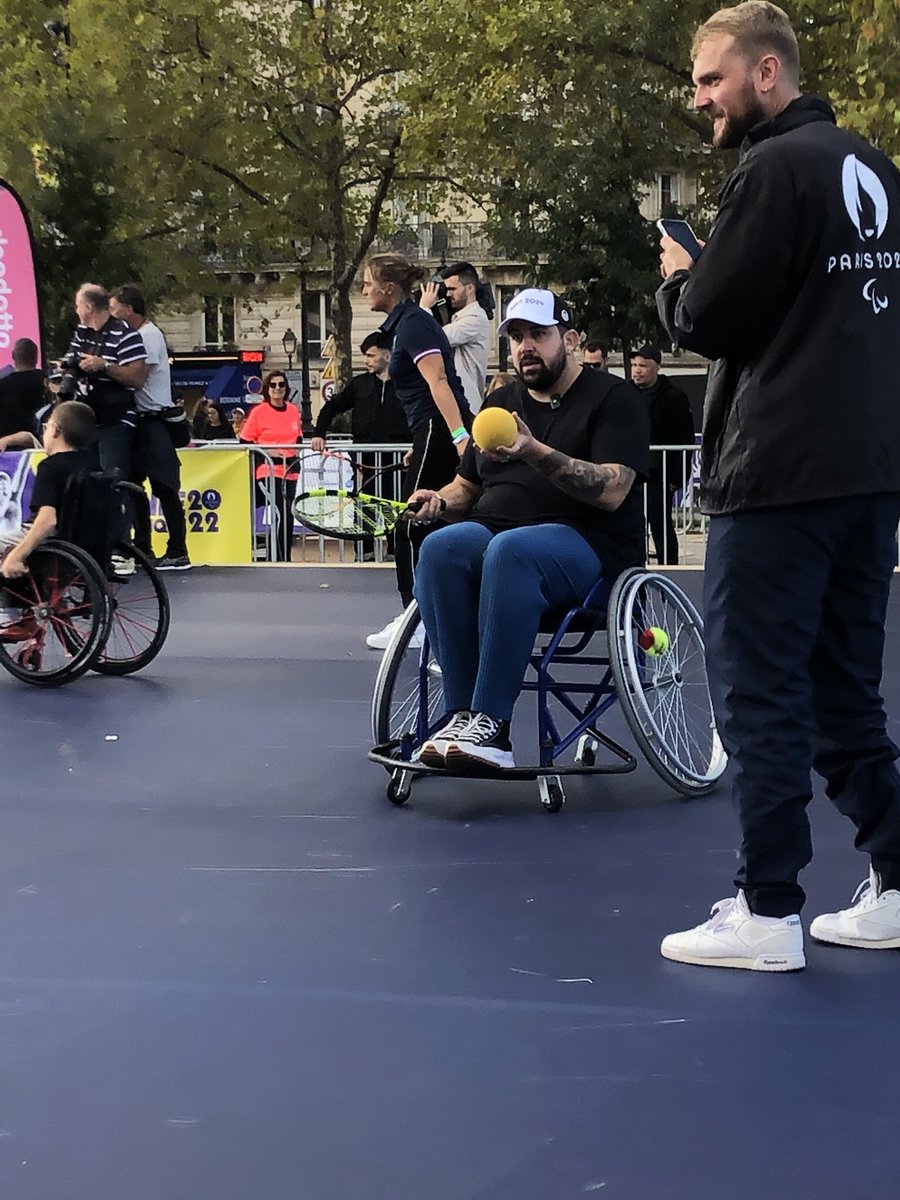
368,221,507,262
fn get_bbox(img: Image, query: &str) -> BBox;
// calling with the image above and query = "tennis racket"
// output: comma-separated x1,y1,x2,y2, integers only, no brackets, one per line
292,487,422,540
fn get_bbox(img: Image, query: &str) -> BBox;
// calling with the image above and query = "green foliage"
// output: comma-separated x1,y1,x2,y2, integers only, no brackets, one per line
0,0,897,368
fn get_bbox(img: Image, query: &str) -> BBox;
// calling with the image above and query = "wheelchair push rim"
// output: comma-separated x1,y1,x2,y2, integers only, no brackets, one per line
608,568,726,794
0,542,107,686
91,542,171,675
371,601,445,749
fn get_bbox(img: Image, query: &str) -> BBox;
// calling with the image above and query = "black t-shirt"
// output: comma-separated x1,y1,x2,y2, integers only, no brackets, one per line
30,450,97,516
0,370,46,438
458,370,650,579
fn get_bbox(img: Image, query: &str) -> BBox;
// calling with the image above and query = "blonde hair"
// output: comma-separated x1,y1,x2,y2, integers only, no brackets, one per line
693,1,800,84
366,253,426,296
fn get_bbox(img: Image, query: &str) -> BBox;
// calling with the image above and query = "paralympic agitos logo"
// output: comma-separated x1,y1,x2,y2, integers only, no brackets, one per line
827,154,897,315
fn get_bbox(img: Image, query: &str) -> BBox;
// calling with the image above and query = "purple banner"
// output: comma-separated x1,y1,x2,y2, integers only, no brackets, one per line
0,450,37,536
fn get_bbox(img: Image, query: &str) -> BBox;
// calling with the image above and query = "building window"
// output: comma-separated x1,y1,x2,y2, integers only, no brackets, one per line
305,291,334,358
203,296,236,348
659,173,679,216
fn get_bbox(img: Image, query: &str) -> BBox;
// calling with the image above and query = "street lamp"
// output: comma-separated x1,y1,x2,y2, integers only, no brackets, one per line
291,239,314,431
282,327,297,370
297,271,313,431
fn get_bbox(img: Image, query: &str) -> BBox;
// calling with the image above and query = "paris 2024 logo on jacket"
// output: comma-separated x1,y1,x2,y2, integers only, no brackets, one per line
830,154,898,315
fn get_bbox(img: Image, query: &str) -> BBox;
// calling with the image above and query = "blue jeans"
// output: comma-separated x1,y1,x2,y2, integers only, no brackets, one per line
414,522,602,722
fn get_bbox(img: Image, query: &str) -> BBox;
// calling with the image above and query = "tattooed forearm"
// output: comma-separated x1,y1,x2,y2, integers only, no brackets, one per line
529,450,636,510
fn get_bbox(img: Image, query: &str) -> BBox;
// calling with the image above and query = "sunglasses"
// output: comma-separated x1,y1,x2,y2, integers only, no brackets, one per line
269,381,287,389
584,361,606,370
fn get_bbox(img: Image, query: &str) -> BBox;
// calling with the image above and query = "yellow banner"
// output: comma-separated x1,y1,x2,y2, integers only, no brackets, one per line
151,448,252,565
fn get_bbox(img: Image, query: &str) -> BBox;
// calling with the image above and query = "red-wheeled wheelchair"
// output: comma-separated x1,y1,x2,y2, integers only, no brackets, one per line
0,480,170,687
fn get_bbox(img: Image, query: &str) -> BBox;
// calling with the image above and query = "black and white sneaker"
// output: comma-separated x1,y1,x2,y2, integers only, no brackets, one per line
156,555,192,571
445,712,515,771
414,710,474,768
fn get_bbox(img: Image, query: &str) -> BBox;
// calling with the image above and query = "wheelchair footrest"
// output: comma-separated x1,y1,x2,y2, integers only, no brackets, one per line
368,742,637,779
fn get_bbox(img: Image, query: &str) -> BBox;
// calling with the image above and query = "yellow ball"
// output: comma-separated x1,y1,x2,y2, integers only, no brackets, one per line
472,407,518,452
639,626,670,656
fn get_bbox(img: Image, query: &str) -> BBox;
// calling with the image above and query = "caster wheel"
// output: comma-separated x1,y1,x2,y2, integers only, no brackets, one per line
386,772,411,806
574,734,598,767
539,777,565,813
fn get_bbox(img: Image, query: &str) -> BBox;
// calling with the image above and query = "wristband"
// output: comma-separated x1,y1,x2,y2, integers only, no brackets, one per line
450,425,466,441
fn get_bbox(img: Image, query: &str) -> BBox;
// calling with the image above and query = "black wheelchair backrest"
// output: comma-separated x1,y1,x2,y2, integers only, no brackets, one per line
58,470,130,562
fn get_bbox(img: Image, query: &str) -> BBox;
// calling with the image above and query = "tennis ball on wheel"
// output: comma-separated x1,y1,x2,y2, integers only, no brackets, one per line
638,626,669,656
472,407,517,452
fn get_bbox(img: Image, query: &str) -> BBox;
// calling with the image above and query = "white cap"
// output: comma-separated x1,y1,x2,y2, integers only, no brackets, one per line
497,288,576,335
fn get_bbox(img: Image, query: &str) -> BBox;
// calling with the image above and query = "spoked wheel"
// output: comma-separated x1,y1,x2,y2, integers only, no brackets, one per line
0,542,107,686
608,568,726,795
371,601,444,749
92,543,170,675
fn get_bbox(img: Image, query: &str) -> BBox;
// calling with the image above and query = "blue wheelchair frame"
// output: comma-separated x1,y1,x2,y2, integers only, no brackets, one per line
370,564,724,810
372,576,639,796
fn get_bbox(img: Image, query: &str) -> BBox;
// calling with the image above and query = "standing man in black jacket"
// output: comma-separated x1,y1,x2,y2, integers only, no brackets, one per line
310,332,410,459
630,343,695,564
656,1,900,972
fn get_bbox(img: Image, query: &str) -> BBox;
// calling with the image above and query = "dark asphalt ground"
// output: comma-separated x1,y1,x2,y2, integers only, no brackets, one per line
2,566,899,1200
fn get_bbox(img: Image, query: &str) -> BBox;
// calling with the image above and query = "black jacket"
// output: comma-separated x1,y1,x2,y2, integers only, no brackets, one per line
657,95,900,514
0,369,46,438
634,376,695,486
313,372,410,444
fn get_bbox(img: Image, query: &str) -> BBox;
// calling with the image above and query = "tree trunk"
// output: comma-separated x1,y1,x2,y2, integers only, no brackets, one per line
330,278,354,390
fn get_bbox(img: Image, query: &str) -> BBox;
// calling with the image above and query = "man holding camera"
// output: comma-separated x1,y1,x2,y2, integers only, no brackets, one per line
419,261,490,415
65,283,147,480
110,286,190,570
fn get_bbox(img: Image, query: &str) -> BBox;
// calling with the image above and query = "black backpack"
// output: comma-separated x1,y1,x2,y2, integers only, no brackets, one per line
58,470,130,564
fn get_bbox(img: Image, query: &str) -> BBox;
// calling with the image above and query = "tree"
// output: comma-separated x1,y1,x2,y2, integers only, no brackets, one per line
0,0,896,375
477,0,900,358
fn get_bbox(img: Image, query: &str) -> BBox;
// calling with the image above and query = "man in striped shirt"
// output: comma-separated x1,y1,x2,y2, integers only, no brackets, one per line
66,282,147,479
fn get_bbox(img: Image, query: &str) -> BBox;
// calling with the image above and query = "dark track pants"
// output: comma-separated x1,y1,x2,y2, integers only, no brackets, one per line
646,473,679,565
704,494,900,916
394,418,459,607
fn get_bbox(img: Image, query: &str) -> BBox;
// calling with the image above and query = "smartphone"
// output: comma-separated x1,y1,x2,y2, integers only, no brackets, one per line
657,218,702,261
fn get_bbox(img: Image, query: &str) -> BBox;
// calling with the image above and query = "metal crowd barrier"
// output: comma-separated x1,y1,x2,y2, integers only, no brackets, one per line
192,440,410,563
191,439,705,566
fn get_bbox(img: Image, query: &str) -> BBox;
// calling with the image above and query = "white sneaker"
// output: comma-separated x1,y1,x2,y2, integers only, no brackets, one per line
110,554,136,577
660,891,805,972
414,710,474,768
810,869,900,949
366,614,423,651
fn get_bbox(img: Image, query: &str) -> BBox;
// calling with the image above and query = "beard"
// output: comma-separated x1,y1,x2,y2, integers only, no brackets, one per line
514,340,567,392
711,86,768,149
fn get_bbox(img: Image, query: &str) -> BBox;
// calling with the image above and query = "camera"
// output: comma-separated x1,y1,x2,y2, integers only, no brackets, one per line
56,352,85,401
413,276,452,326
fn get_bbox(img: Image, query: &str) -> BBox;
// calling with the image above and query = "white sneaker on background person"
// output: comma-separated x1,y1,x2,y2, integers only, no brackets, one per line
810,869,900,949
366,614,423,651
660,890,805,972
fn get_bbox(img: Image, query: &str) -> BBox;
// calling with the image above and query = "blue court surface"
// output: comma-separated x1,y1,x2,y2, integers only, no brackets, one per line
2,566,899,1200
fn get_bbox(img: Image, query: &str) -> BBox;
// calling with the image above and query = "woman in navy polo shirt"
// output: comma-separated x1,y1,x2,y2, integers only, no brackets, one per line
362,253,472,649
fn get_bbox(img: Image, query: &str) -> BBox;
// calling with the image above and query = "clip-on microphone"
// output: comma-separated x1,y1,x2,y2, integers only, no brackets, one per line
549,394,562,410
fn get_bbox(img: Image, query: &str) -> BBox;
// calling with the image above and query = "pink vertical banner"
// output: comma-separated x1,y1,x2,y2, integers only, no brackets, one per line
0,180,42,371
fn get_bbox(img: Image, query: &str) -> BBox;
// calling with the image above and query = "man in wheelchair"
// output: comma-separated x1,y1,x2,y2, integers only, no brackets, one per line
406,289,649,771
0,401,99,637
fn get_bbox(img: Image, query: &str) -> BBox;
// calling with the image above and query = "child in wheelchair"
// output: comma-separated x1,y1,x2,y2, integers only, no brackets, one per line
0,400,112,641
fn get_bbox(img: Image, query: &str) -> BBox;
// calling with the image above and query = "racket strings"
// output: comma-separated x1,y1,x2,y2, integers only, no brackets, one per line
293,488,409,538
